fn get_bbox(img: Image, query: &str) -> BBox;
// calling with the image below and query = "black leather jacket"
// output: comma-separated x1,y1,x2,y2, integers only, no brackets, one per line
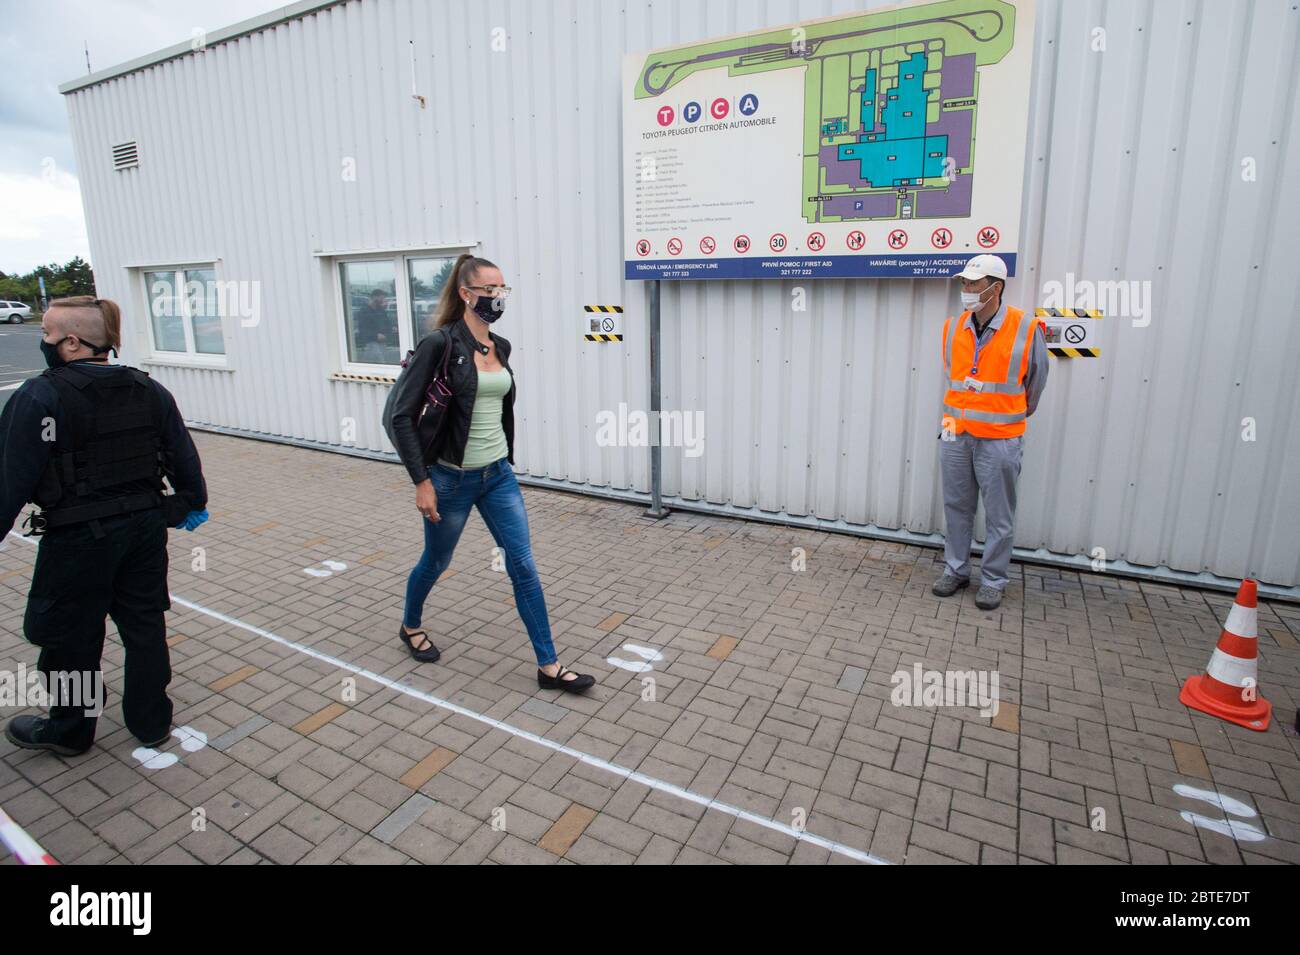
389,317,516,484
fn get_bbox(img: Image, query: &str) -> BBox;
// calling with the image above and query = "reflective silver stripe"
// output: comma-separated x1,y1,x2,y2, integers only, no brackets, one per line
944,312,967,373
965,408,1026,424
1002,310,1035,386
942,404,1025,424
978,381,1025,395
950,378,1024,394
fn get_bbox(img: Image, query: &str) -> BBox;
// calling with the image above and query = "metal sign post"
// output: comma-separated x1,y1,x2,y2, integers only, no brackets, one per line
646,279,668,518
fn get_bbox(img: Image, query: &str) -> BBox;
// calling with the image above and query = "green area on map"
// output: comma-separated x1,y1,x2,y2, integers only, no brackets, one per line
631,0,1017,225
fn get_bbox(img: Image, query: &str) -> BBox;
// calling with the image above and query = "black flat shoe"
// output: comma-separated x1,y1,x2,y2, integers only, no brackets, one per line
399,625,441,663
537,664,595,693
4,715,92,757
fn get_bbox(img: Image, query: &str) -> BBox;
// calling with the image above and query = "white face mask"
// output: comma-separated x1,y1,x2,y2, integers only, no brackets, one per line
960,286,991,311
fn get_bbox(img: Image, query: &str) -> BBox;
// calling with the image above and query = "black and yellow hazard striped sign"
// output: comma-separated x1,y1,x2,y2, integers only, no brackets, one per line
1034,307,1104,318
1037,306,1101,357
584,305,623,342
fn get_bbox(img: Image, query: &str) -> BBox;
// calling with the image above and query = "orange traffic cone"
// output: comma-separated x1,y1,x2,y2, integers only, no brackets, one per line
1180,580,1271,731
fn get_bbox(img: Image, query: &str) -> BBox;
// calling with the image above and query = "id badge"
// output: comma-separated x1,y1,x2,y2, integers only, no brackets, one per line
963,376,984,392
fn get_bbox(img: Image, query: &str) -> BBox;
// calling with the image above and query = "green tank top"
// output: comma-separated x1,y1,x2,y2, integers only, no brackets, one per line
456,367,511,468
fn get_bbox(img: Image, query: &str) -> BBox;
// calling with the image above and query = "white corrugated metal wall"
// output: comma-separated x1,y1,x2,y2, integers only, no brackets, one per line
61,0,1300,591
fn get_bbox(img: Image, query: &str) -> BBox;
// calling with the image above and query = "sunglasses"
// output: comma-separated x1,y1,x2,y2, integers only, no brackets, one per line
464,284,512,298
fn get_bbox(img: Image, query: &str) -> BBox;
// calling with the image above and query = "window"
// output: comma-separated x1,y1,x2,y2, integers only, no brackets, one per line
407,256,457,341
143,266,227,358
335,251,459,372
341,260,399,365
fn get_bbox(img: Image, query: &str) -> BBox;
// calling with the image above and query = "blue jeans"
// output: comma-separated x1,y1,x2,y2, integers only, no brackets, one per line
402,457,558,667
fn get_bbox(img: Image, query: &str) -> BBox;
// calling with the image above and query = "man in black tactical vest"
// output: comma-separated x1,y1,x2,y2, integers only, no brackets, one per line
0,296,209,756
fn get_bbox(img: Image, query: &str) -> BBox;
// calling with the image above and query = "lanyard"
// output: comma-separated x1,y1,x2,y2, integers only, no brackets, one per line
968,315,997,375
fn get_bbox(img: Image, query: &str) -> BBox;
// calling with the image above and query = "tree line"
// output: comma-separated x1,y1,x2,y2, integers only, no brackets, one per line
0,257,95,307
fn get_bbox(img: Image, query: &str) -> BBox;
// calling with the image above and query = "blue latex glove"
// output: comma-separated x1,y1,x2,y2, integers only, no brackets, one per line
176,509,209,531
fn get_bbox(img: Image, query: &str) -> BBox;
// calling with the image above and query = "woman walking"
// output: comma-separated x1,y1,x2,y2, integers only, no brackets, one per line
387,254,594,692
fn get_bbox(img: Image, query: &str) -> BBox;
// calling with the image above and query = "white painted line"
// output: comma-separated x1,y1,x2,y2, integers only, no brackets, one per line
4,530,890,864
170,594,888,864
0,382,23,392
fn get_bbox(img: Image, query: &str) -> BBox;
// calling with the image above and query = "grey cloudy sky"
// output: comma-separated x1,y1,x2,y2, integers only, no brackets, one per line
0,0,282,274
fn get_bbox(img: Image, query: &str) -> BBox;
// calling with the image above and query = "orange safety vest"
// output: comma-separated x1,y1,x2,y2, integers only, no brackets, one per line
940,306,1044,438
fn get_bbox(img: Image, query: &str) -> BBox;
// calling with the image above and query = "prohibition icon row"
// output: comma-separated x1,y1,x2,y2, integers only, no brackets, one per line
633,226,999,257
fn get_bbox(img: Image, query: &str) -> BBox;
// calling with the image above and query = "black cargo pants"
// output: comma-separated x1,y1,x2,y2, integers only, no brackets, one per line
22,507,173,748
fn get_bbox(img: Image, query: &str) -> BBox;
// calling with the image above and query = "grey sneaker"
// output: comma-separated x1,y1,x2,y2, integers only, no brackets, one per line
975,585,1003,610
932,573,971,597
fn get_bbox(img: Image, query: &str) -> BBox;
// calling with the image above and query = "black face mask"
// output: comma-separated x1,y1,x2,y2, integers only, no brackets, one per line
40,336,71,368
40,335,113,368
469,294,505,324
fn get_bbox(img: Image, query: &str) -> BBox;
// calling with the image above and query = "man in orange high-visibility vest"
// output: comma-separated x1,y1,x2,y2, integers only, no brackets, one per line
934,254,1048,610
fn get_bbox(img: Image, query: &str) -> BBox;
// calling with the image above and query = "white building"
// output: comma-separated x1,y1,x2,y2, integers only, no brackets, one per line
59,0,1300,596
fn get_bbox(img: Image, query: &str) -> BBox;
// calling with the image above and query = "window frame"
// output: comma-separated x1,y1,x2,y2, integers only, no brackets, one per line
137,262,229,368
333,246,467,376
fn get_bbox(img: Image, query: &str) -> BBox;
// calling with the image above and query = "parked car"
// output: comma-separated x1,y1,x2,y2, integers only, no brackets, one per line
0,301,32,324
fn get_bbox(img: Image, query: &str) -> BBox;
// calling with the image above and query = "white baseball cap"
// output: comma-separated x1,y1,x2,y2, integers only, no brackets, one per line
954,254,1008,282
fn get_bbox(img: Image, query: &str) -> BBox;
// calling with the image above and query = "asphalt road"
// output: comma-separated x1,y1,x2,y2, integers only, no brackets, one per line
0,321,47,412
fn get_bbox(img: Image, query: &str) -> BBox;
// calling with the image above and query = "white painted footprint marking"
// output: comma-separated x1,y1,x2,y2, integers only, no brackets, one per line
172,725,208,752
1172,784,1257,818
131,747,178,770
1172,783,1267,842
606,643,664,673
130,725,207,769
1178,811,1266,842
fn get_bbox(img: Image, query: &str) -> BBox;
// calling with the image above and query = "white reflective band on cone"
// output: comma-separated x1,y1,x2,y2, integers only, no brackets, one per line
1223,603,1257,638
1206,648,1258,688
0,808,53,865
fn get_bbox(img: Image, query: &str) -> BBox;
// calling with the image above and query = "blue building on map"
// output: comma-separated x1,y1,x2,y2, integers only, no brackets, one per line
838,51,947,187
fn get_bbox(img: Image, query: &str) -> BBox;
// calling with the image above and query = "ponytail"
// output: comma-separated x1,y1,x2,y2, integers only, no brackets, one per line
433,253,497,329
99,298,122,350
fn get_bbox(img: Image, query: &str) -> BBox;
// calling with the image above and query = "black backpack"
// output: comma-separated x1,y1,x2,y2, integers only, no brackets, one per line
382,328,450,449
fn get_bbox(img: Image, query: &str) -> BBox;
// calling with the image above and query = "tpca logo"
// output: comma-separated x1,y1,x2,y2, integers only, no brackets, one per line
50,885,151,935
656,93,760,126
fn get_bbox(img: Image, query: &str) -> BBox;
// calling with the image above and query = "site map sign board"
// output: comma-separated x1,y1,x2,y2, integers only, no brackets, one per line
622,0,1035,281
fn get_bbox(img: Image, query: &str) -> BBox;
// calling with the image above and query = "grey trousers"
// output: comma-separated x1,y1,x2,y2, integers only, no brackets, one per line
939,431,1023,590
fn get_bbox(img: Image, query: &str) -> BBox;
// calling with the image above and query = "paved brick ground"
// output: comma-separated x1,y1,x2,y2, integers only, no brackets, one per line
2,431,1297,864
